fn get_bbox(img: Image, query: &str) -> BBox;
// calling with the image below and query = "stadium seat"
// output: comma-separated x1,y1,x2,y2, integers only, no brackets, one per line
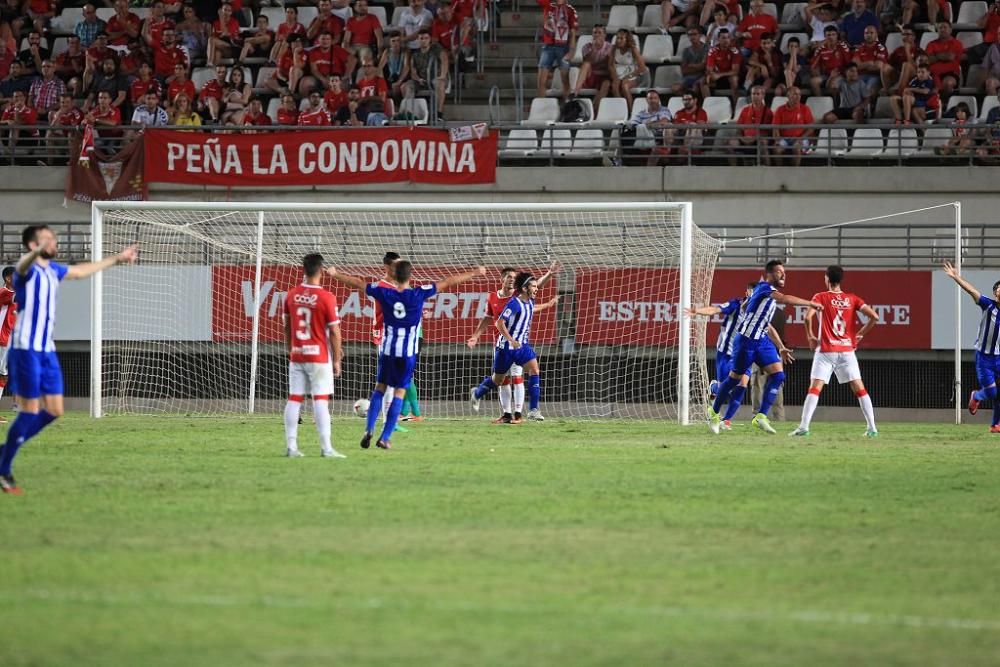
666,95,685,115
567,129,607,158
885,31,903,53
538,129,573,157
500,129,538,157
813,128,849,156
919,32,937,50
524,97,561,126
638,4,665,34
297,6,320,27
980,95,1000,121
95,7,114,22
19,36,48,52
641,34,674,64
369,6,388,29
261,7,285,27
873,96,895,119
916,126,953,154
946,94,979,119
606,6,639,32
780,32,809,54
266,97,281,123
769,96,788,112
573,97,595,123
593,97,630,125
672,35,691,62
761,3,779,19
844,128,885,157
733,96,749,118
50,37,69,57
703,96,733,123
805,96,834,119
388,6,406,31
882,128,920,157
954,1,988,29
631,97,649,117
652,65,682,92
780,3,807,28
50,8,83,34
192,67,216,90
397,97,429,124
571,35,593,65
253,67,275,93
957,31,984,50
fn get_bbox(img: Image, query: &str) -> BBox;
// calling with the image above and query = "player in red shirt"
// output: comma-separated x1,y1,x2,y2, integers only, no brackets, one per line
809,25,851,95
702,29,742,102
282,253,344,458
925,20,965,96
736,0,778,52
0,266,16,421
853,25,891,94
772,86,814,166
791,265,880,437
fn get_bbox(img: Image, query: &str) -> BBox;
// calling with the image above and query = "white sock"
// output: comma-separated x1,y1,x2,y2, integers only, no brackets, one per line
314,399,332,453
513,381,525,412
0,384,6,401
381,386,395,421
858,393,876,431
499,384,512,414
284,400,302,451
799,393,819,430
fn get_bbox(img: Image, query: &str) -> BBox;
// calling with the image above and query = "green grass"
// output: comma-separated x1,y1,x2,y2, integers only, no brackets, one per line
3,414,1000,666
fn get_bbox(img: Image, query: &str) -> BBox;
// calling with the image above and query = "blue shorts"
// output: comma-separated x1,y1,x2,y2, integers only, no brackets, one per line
975,351,1000,389
493,344,537,375
538,44,570,70
376,354,417,390
715,351,753,383
729,334,781,377
9,349,64,400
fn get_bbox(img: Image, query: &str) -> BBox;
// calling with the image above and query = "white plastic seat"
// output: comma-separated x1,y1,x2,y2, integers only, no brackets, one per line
881,128,920,156
95,7,115,22
770,96,788,112
571,35,593,65
844,128,885,157
568,128,606,158
885,32,903,53
266,97,281,123
653,65,682,92
946,94,979,119
365,7,387,29
573,97,595,123
919,32,938,50
703,96,733,123
806,95,834,119
780,3,807,28
641,34,674,64
954,1,988,29
780,32,808,54
397,97,429,124
666,96,685,115
957,31,984,50
191,67,217,90
388,6,406,31
538,129,573,156
638,4,665,33
980,95,1000,121
50,37,69,57
761,3,779,19
873,96,895,119
50,8,83,34
500,129,538,157
297,7,320,28
917,126,954,154
813,128,849,156
606,6,638,33
631,97,649,118
261,8,285,27
254,67,276,92
593,96,630,125
733,96,749,118
524,97,561,125
672,35,692,63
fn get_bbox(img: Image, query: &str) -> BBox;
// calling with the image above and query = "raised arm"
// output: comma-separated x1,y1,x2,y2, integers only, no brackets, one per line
536,260,561,288
466,314,493,348
325,266,368,290
684,304,723,317
436,265,486,291
942,260,982,302
855,303,880,343
65,244,139,280
533,294,560,312
773,291,823,310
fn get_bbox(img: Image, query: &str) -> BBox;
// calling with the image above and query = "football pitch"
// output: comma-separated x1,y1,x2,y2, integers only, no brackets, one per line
3,414,1000,666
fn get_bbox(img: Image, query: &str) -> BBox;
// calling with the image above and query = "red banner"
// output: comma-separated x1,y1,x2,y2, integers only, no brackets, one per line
212,265,557,345
575,268,931,349
64,129,146,203
143,128,497,186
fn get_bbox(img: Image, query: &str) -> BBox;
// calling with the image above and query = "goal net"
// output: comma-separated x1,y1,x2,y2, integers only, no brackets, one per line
90,202,723,422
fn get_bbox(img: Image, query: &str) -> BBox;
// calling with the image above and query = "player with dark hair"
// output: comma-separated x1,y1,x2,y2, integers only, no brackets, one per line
790,265,880,437
329,261,486,449
709,259,821,435
0,225,137,494
282,253,345,458
0,266,16,422
943,260,1000,432
372,251,400,425
686,281,757,397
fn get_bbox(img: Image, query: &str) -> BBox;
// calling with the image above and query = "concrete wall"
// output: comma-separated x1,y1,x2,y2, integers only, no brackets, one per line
5,165,994,227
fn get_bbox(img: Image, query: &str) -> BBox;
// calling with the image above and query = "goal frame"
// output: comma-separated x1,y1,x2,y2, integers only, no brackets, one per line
90,200,697,421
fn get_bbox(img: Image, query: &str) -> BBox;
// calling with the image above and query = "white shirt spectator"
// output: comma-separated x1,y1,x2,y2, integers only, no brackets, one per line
398,8,433,49
132,105,168,127
630,106,673,125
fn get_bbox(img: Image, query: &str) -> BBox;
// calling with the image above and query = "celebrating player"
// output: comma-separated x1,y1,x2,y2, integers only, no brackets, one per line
790,265,880,437
467,262,561,424
282,253,345,459
685,282,756,398
372,251,400,425
328,261,486,449
0,226,138,495
708,260,820,435
0,266,16,422
942,260,1000,432
470,271,560,422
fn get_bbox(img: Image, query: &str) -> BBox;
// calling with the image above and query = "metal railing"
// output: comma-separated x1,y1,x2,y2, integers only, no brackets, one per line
511,58,525,123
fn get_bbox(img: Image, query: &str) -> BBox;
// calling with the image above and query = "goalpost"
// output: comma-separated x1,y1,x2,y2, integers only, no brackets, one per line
89,201,722,422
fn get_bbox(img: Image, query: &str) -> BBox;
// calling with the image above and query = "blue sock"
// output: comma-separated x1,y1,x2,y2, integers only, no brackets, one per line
993,402,1000,427
712,375,740,414
474,376,497,400
527,375,540,410
758,371,786,416
723,385,747,421
0,412,40,476
22,410,56,441
979,386,999,403
379,397,403,443
365,389,384,435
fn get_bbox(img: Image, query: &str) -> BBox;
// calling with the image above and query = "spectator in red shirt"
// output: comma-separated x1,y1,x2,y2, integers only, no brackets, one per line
208,3,243,66
888,25,924,93
276,92,299,125
85,89,123,151
969,0,1000,64
128,61,163,107
198,64,228,124
736,0,778,54
166,62,195,108
142,0,176,49
537,0,578,101
745,32,782,93
44,91,83,163
323,74,349,116
308,0,346,45
0,90,39,154
24,0,55,36
901,0,949,31
106,0,141,47
728,84,773,164
267,34,305,97
0,38,13,82
54,35,85,96
85,33,115,69
239,15,274,63
154,28,188,81
431,1,460,57
356,57,391,118
853,24,891,93
671,92,709,154
344,0,383,71
270,6,307,66
926,20,964,97
118,39,152,78
572,24,612,113
772,85,814,166
298,90,332,126
809,25,850,96
301,32,351,96
702,29,741,103
241,97,272,133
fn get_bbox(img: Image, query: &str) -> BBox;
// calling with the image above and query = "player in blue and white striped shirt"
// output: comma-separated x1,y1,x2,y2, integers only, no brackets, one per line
943,260,1000,432
685,282,756,396
0,225,137,495
328,260,485,450
470,271,560,421
708,260,821,435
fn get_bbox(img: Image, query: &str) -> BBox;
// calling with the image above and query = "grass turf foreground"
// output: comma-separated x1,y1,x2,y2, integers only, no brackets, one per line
2,414,999,667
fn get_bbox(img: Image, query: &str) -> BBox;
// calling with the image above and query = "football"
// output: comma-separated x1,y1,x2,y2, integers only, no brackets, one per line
353,398,370,418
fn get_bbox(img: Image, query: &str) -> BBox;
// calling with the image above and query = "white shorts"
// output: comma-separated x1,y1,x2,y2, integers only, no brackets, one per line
288,361,334,397
810,351,861,384
510,363,523,378
0,344,8,376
